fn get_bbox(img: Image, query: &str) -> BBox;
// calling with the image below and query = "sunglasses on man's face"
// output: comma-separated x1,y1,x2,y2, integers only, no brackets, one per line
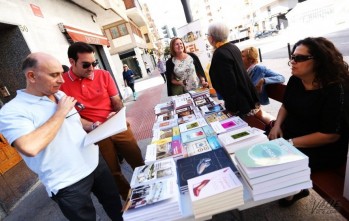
81,60,99,69
290,55,314,63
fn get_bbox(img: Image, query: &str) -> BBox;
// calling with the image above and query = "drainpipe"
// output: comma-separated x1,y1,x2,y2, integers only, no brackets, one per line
181,0,193,23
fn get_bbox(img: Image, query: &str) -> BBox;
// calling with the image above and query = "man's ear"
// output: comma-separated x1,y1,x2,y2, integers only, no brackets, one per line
68,58,75,66
27,71,36,82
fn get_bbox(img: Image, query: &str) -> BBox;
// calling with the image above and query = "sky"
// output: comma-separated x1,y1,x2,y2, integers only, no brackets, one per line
139,0,188,29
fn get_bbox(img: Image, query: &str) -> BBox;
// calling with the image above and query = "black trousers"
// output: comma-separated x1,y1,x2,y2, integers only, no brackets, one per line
51,154,123,221
127,83,135,93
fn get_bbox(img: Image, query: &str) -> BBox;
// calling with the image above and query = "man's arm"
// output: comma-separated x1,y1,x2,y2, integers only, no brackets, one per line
110,95,124,113
13,96,76,157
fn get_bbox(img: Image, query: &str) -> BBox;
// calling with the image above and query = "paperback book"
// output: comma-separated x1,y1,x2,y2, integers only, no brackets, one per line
210,116,248,134
181,127,206,144
204,110,234,123
152,118,178,131
199,103,225,115
130,158,177,188
206,136,223,150
145,139,183,164
176,148,238,193
178,118,208,133
183,138,212,157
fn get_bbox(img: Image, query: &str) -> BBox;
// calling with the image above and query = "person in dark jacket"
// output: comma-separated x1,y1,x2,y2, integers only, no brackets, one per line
165,37,208,96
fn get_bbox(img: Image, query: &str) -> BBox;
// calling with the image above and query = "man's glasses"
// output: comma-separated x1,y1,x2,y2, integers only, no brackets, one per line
66,102,85,119
290,55,314,62
82,60,99,69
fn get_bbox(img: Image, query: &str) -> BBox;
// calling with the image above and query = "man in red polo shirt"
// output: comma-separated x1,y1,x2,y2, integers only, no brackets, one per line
60,42,144,201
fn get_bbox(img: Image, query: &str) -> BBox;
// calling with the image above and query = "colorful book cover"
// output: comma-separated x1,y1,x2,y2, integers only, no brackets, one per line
171,135,183,155
235,138,308,168
176,148,238,192
152,118,178,131
184,138,212,157
187,167,242,201
172,126,180,136
206,136,222,150
130,158,177,187
145,139,183,164
181,127,206,144
210,116,248,134
152,128,173,142
200,103,225,115
176,106,194,117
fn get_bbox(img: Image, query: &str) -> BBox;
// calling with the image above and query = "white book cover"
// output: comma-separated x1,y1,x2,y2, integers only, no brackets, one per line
218,126,265,146
183,138,212,157
210,116,248,134
224,134,269,154
187,167,243,202
235,138,309,179
178,117,207,133
84,107,127,147
144,141,183,164
130,158,177,188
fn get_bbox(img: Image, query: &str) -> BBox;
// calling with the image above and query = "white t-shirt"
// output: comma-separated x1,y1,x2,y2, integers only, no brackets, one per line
0,90,98,196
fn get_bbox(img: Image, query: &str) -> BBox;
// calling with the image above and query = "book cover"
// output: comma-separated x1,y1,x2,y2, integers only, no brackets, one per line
210,116,248,134
176,106,194,117
235,138,308,168
124,178,178,211
178,118,207,133
176,148,238,192
171,135,183,156
187,167,242,201
181,127,206,144
202,125,216,137
223,133,269,154
200,103,225,115
152,118,178,131
130,158,177,187
204,110,233,123
177,114,197,125
145,139,183,164
183,138,212,157
207,136,223,150
217,126,265,146
152,128,174,142
156,112,178,122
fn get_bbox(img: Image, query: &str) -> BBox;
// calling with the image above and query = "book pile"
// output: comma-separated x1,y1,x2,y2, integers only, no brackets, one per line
187,167,244,219
123,178,182,221
218,126,268,153
176,148,238,194
234,138,312,201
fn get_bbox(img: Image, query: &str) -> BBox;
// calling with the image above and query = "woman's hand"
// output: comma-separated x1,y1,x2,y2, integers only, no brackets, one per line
201,79,209,88
268,124,283,140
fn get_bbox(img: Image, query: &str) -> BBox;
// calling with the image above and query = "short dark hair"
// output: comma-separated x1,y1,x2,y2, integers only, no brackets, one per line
62,65,70,72
68,42,95,61
22,56,38,73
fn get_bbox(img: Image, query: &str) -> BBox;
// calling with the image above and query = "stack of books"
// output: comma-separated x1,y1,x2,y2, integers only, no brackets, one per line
176,148,238,194
218,126,268,153
123,178,182,221
234,138,312,201
187,167,244,219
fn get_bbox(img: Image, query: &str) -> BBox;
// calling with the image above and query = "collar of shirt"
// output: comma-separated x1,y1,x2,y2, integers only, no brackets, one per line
16,90,65,105
67,69,94,81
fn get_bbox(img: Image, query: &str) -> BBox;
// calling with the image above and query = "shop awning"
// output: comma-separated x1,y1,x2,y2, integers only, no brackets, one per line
61,25,110,46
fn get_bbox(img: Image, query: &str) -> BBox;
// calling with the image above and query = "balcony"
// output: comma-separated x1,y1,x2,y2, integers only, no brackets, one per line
123,0,147,26
69,0,128,26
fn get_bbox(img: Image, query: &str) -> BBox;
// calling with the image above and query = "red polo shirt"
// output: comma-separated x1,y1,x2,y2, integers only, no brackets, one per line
60,68,118,123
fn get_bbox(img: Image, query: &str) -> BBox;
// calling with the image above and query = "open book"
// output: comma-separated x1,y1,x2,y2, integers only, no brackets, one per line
84,107,127,146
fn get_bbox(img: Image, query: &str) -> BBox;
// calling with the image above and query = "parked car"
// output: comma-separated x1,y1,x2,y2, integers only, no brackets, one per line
254,29,279,39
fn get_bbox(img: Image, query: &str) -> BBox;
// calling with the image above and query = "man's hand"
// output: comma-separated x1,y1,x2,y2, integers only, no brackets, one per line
56,96,77,117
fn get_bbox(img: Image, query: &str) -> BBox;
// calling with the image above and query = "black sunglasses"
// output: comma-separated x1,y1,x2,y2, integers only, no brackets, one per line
82,60,99,69
290,55,314,62
66,102,85,119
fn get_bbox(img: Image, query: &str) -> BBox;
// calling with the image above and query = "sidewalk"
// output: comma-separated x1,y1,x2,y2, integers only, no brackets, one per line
3,68,347,221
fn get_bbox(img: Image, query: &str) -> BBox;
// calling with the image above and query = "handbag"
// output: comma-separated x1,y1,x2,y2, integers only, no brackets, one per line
171,84,186,95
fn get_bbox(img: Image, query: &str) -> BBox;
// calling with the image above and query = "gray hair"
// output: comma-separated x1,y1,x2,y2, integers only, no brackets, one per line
208,22,229,42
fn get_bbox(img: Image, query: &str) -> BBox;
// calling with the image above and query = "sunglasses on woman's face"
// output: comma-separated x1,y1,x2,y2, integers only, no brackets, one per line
290,55,314,62
81,60,99,69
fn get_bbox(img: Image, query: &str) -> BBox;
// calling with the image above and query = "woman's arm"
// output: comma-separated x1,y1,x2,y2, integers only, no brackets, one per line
292,132,340,148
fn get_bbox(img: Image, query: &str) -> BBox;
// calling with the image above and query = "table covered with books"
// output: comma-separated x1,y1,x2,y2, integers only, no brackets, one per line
122,89,312,221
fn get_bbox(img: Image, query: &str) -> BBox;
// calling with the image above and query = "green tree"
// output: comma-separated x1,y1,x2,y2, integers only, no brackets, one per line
164,46,170,57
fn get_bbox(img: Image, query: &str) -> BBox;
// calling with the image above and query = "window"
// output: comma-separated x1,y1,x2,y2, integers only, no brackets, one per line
106,23,129,39
130,23,142,38
144,33,150,43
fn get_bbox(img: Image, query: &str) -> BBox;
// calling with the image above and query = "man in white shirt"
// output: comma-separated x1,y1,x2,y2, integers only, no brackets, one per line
0,52,123,221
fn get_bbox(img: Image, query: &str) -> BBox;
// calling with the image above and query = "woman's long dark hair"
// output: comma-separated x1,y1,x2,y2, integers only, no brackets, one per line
292,37,349,87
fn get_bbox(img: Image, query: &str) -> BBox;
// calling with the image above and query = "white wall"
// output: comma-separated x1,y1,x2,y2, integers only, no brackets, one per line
0,0,124,91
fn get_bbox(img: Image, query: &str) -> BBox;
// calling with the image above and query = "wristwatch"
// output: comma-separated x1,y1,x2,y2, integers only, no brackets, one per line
288,138,294,146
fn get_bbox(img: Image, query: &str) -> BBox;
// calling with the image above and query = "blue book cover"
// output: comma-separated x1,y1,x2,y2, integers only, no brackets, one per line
180,127,206,144
206,136,223,150
176,148,238,192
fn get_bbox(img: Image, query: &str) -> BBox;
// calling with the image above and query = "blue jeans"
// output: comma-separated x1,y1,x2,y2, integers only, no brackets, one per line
51,154,123,221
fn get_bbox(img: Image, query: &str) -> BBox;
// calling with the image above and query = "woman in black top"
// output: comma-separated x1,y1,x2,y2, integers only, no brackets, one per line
269,37,349,206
